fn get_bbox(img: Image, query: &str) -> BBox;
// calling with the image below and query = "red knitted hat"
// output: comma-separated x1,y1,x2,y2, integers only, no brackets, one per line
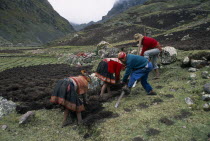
118,52,126,59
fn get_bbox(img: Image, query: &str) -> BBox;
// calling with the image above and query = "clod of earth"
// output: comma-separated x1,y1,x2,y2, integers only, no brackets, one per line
124,108,132,112
151,98,163,104
146,128,161,136
138,103,149,109
164,94,174,98
159,117,175,126
133,136,144,141
174,109,192,120
155,86,164,89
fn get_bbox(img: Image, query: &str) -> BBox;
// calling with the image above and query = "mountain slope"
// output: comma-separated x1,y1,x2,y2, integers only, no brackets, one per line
50,0,210,50
71,0,147,31
102,0,147,21
0,0,75,46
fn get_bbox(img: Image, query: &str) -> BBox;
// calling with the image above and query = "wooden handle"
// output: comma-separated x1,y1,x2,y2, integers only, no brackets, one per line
115,91,125,108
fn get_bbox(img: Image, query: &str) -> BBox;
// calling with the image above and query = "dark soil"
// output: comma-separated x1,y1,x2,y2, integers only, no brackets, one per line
115,22,210,52
174,109,192,120
156,22,210,51
133,137,144,141
146,128,161,136
159,117,174,126
0,64,122,127
124,108,132,112
151,98,163,104
164,94,174,98
138,103,149,109
155,85,164,89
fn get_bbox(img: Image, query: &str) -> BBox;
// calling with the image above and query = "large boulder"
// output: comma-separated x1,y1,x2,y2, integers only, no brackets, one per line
182,51,210,68
97,41,119,58
160,46,177,64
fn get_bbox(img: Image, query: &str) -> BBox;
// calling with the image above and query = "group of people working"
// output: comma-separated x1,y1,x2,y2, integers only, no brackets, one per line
50,33,162,127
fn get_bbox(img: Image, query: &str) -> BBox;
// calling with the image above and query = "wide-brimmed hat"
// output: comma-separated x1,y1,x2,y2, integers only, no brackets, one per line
134,33,144,41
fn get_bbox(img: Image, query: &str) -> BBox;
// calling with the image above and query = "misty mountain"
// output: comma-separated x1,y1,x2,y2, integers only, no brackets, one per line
70,21,95,31
0,0,75,46
71,0,147,31
102,0,147,21
49,0,210,51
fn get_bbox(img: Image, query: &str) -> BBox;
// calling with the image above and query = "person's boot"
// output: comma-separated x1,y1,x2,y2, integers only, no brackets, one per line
148,91,157,95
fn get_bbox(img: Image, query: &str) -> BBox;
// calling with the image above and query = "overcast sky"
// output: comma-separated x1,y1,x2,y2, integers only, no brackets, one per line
48,0,118,24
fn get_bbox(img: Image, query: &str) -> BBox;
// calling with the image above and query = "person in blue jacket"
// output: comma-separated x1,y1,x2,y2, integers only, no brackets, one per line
118,52,156,95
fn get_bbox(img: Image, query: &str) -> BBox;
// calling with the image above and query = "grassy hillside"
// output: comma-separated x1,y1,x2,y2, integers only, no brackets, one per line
0,45,210,141
49,0,210,50
0,0,75,46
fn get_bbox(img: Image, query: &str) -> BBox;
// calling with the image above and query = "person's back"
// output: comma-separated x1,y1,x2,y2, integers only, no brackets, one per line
126,54,148,69
123,54,149,83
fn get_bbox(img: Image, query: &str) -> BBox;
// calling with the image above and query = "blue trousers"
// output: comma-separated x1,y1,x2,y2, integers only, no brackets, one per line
128,62,153,93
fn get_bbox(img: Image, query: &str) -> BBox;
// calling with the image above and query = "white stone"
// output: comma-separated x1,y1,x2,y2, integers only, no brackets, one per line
185,97,194,105
189,73,196,79
188,67,197,72
183,56,190,65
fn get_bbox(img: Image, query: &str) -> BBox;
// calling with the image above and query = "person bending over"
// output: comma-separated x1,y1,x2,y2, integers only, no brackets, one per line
134,33,162,79
118,52,157,95
96,58,125,97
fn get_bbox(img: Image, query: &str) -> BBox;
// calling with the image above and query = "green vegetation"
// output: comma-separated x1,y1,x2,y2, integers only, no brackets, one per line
0,45,210,141
0,0,74,45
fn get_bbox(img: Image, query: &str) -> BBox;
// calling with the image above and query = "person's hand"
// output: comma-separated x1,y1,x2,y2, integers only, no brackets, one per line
116,80,120,84
120,81,127,86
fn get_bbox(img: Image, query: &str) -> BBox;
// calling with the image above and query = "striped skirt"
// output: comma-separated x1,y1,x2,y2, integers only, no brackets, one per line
50,79,85,112
95,61,116,84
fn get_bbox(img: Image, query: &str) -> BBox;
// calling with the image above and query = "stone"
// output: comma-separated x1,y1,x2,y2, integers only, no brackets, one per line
201,71,209,79
204,83,210,93
19,111,35,124
185,97,194,105
2,125,8,130
188,67,197,72
160,46,177,64
202,95,210,101
191,59,207,68
0,97,16,119
181,34,190,41
189,73,196,80
203,103,210,111
183,56,190,65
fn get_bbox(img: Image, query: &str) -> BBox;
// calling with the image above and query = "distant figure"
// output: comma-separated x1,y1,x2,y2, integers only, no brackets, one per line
50,70,90,127
118,52,157,95
134,33,162,79
96,58,125,96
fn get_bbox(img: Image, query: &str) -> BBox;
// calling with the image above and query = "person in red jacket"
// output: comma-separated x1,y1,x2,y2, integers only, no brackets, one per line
134,33,162,79
96,58,125,96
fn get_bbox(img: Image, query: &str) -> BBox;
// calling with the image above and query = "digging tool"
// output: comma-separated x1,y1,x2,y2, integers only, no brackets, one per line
115,90,125,108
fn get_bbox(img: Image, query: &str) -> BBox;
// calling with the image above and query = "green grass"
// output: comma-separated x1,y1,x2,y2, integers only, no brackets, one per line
0,47,210,141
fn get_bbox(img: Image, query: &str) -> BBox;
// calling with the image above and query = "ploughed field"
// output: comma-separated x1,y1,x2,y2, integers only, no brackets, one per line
0,64,122,126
